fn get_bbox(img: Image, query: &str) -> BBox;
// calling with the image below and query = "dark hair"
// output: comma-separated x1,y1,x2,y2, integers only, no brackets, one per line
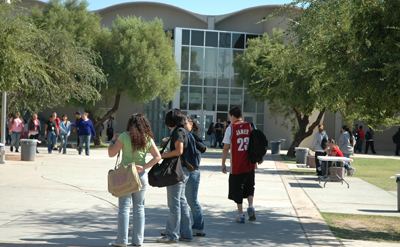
188,116,200,132
328,138,336,144
229,106,242,118
126,113,154,151
165,108,186,128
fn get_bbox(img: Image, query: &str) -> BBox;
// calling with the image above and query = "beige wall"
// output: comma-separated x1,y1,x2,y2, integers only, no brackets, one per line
215,6,287,34
97,3,207,29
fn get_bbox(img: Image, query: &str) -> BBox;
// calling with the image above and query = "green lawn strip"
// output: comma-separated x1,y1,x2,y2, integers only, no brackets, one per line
321,212,400,242
352,158,400,191
279,155,297,164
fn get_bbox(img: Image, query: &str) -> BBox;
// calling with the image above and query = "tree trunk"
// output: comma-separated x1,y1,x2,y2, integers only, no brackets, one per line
286,108,325,157
92,91,121,146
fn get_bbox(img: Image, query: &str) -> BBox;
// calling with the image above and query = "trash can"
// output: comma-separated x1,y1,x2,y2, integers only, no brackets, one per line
295,147,309,164
0,143,5,164
396,174,400,212
20,139,37,161
271,141,281,155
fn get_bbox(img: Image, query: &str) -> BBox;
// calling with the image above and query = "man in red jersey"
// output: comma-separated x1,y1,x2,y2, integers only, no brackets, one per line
221,106,256,224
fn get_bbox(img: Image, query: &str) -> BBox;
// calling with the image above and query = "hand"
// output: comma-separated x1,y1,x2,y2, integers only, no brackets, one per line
222,164,227,174
135,165,144,173
112,133,119,142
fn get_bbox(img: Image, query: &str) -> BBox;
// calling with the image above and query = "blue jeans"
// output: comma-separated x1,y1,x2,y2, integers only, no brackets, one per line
10,132,21,150
116,172,147,246
209,133,216,147
78,135,91,155
185,169,204,231
165,168,192,241
60,134,69,154
47,132,57,153
343,153,352,170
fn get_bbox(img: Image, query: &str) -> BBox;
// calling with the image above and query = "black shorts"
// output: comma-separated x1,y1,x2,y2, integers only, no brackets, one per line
228,170,255,204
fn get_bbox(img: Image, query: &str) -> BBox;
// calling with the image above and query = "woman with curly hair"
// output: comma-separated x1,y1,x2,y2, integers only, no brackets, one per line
108,114,161,247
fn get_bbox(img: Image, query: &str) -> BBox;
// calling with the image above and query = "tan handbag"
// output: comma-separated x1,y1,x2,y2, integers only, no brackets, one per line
108,152,142,197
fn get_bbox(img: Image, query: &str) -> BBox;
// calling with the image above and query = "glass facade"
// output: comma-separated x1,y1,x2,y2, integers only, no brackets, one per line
145,27,265,142
174,28,265,139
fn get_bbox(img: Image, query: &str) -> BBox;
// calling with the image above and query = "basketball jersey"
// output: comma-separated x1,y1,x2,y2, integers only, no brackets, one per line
230,121,255,175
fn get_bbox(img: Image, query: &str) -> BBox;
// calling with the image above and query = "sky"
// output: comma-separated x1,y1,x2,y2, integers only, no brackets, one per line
82,0,293,14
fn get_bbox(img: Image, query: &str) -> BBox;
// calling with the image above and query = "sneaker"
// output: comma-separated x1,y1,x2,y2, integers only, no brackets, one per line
236,214,245,224
160,230,166,236
156,237,178,244
193,229,206,237
10,146,13,152
108,242,127,247
58,147,62,153
15,149,19,153
179,237,192,242
348,167,356,176
247,207,256,221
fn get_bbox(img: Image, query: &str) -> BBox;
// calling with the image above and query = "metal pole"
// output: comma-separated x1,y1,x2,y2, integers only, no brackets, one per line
1,92,6,145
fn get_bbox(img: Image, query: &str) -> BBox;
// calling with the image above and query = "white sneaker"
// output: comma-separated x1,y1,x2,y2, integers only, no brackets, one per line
108,242,127,247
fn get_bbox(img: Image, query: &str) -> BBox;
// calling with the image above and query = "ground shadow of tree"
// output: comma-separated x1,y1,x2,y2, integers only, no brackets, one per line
0,203,342,246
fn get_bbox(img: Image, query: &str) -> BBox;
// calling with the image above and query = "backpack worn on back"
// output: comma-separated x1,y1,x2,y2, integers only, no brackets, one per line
248,128,268,164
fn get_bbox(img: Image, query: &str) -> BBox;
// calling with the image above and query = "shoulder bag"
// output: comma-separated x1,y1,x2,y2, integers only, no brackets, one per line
108,152,142,197
148,130,185,187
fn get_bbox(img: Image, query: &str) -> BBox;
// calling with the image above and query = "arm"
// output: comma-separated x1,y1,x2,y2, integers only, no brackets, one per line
108,138,122,157
142,139,161,170
161,140,184,159
44,124,48,137
221,143,230,173
90,121,96,137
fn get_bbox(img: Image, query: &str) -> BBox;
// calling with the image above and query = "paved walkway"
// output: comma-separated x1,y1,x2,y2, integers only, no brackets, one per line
0,148,398,246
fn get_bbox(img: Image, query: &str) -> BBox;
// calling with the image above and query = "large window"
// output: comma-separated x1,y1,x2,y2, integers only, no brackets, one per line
176,28,264,126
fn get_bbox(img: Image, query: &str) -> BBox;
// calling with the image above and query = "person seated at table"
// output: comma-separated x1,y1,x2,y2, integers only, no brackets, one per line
328,138,355,176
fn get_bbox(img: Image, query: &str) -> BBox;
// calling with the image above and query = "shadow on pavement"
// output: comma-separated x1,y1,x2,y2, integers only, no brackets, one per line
0,203,339,246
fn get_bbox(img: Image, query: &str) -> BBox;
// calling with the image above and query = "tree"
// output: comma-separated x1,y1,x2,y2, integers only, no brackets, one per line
236,30,328,156
89,16,179,144
0,3,105,113
291,0,400,127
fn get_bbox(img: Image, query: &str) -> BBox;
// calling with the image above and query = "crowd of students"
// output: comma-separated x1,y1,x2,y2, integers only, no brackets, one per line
7,111,96,156
107,106,257,246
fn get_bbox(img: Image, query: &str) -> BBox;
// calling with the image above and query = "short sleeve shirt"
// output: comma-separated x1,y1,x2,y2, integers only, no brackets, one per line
169,127,188,151
118,131,152,167
222,125,232,145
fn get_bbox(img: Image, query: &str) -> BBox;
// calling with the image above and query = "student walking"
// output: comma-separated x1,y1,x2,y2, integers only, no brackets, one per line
365,126,377,154
9,112,24,152
157,109,193,244
221,106,256,224
59,114,71,154
45,115,58,154
393,127,400,156
108,114,161,247
76,112,95,156
28,113,41,153
338,125,355,175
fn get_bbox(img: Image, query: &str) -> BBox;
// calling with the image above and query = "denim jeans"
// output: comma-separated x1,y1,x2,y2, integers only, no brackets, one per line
10,132,21,150
60,134,69,154
116,172,147,246
78,135,91,155
185,169,204,231
343,153,352,170
165,168,192,241
47,132,57,153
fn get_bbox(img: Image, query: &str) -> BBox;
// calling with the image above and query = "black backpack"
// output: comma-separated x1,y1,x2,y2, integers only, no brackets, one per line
248,128,268,164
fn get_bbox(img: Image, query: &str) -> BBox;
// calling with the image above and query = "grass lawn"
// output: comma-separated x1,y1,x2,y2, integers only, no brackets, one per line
322,212,400,242
279,155,297,164
352,158,400,191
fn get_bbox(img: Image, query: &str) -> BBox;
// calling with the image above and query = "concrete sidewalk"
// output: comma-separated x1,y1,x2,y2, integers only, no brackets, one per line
0,147,345,247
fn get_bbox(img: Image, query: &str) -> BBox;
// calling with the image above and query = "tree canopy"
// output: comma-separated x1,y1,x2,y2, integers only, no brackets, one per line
0,3,105,113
